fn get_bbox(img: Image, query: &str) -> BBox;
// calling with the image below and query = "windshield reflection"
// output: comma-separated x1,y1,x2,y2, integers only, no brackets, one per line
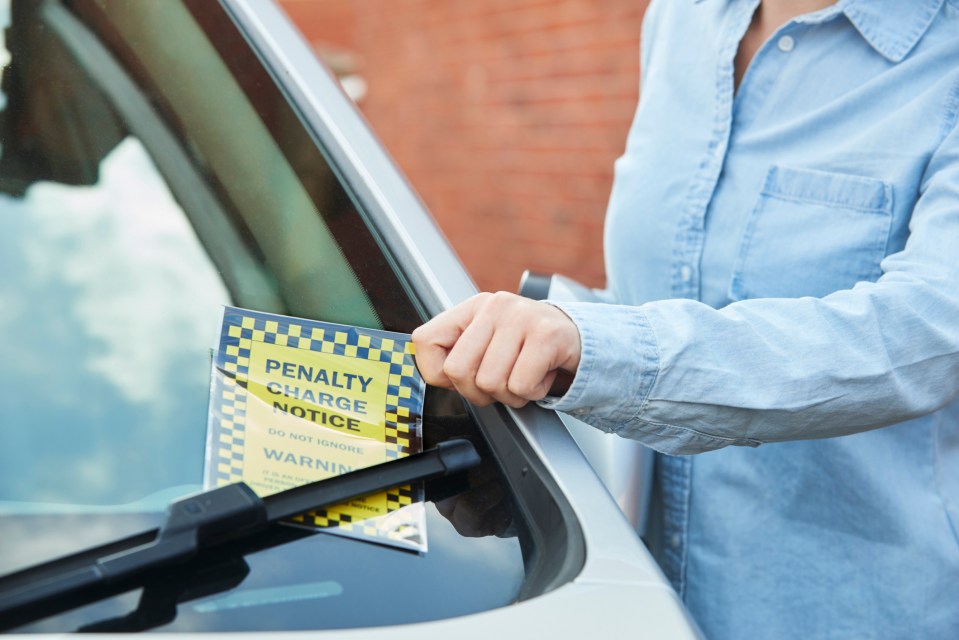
0,138,231,506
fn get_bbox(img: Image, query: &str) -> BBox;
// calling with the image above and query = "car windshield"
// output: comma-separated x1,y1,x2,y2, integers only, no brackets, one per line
0,0,554,632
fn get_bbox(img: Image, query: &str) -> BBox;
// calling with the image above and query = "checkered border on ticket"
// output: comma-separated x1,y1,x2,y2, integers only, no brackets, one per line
204,306,427,552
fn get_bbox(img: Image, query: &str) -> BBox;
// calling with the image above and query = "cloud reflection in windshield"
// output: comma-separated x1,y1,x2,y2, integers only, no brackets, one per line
0,137,230,505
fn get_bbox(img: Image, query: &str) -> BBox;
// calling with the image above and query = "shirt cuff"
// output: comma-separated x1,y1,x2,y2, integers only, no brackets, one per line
536,301,661,433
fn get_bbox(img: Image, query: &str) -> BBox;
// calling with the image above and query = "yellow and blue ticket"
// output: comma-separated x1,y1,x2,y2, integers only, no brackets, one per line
204,306,427,552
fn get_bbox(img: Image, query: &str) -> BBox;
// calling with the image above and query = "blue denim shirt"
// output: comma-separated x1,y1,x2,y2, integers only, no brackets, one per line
539,0,959,637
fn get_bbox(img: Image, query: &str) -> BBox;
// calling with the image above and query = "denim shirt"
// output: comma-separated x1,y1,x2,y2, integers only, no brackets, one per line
539,0,959,637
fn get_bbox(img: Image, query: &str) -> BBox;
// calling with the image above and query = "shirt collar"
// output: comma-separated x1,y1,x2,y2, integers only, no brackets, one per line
693,0,943,63
836,0,942,62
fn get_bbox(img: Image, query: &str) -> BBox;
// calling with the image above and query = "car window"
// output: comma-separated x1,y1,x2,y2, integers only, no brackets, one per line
0,0,547,632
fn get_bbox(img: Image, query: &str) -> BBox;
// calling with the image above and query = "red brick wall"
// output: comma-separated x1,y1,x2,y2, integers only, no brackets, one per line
279,0,648,293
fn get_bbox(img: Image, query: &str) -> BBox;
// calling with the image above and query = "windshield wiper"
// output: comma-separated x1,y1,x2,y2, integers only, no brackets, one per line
0,439,480,631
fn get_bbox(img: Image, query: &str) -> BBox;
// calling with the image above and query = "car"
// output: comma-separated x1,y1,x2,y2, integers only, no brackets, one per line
0,0,699,636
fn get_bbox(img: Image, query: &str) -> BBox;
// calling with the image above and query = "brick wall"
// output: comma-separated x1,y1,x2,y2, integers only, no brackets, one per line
279,0,649,293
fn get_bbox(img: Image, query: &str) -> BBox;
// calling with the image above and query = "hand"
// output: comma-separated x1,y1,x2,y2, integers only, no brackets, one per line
412,292,581,408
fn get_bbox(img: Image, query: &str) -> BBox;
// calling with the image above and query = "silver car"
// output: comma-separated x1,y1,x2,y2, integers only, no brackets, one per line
0,0,698,636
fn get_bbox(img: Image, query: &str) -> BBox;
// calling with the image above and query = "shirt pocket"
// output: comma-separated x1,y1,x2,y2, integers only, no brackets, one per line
729,165,893,301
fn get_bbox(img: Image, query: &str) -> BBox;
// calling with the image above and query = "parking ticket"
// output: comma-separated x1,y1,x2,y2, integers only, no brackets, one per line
203,306,427,552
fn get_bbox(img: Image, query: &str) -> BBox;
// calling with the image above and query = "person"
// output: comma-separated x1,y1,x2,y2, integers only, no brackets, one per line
412,0,959,637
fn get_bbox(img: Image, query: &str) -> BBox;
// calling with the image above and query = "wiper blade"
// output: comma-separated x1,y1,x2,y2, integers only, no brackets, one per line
0,439,480,631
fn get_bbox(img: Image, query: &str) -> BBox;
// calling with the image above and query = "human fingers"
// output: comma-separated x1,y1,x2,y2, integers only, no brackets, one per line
443,292,551,406
411,294,490,389
506,303,581,400
507,341,562,402
480,298,581,406
437,305,499,406
414,292,582,406
473,323,531,408
451,293,579,406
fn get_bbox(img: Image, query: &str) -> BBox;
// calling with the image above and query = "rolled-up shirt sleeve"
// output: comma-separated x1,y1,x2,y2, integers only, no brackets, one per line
539,123,959,456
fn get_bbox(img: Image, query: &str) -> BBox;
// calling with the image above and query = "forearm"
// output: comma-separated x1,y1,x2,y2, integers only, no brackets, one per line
543,274,959,454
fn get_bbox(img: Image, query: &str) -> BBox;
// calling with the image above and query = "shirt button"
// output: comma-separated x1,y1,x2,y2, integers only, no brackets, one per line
670,533,682,548
777,35,795,52
680,266,692,282
571,408,590,416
